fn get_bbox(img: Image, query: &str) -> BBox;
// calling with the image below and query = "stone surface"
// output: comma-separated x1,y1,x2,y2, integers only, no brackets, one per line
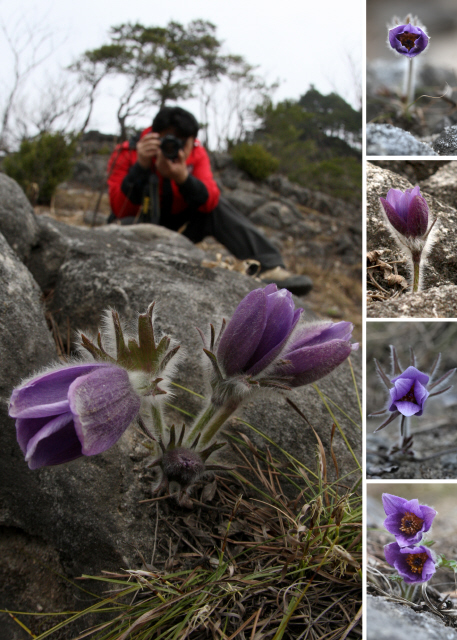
0,173,39,261
224,189,267,215
367,595,457,640
366,124,438,156
366,162,457,317
250,201,301,230
433,126,457,155
421,161,457,206
367,284,457,318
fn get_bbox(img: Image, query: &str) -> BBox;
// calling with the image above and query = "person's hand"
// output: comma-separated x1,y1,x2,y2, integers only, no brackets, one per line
155,149,189,184
136,133,160,169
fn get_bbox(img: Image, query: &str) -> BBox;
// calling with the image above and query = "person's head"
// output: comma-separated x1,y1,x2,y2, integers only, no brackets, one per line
152,107,199,160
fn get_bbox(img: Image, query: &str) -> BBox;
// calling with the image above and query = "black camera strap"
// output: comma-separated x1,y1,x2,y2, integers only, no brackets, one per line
140,171,160,224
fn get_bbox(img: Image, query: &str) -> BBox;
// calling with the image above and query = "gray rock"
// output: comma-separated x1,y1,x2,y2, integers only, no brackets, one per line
250,201,298,230
224,189,267,215
367,594,457,640
26,217,205,292
83,210,109,226
0,173,39,261
421,161,457,207
433,126,457,156
367,124,438,156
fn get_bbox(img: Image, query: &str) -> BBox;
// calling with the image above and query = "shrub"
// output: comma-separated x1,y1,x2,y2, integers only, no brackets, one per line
3,132,77,205
231,143,279,181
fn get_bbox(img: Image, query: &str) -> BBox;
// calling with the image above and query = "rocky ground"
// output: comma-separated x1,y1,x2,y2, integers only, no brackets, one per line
367,485,457,640
367,160,457,318
0,155,362,639
367,60,457,156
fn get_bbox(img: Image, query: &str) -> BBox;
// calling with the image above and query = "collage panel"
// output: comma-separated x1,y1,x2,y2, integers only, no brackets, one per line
0,1,364,639
366,321,457,478
367,159,457,318
367,483,457,639
367,0,457,157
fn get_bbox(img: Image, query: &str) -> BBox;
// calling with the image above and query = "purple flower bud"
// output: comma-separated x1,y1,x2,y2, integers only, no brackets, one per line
217,284,302,377
380,186,429,238
388,23,429,58
382,493,436,547
9,363,141,469
271,321,358,387
388,366,430,417
384,542,435,584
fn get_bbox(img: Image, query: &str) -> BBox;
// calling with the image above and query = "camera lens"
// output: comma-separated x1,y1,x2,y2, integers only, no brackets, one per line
160,135,184,160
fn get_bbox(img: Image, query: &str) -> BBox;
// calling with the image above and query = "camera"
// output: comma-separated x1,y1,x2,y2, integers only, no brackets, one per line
160,135,184,160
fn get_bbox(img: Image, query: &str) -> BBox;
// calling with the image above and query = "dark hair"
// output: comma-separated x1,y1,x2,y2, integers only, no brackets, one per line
152,107,199,138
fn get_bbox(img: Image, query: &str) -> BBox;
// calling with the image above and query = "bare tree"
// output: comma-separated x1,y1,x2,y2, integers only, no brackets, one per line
0,11,57,151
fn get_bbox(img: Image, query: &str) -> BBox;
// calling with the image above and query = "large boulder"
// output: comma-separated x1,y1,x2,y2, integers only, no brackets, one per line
367,595,457,640
366,124,437,156
0,173,39,261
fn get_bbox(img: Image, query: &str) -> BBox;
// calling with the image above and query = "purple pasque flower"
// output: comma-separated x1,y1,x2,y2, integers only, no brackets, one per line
389,366,429,417
9,363,141,469
382,493,436,547
370,346,455,433
216,284,302,377
384,542,435,584
380,186,429,238
271,321,358,387
389,23,429,58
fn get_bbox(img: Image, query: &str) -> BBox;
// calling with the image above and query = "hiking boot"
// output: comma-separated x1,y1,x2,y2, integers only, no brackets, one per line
260,266,313,296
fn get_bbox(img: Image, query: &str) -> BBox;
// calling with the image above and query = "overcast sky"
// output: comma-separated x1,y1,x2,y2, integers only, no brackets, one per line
1,0,364,136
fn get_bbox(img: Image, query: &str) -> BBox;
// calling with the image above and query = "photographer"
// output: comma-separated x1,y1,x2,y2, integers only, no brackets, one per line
108,106,312,295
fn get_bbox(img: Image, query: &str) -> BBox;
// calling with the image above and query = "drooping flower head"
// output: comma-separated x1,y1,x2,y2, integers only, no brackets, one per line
388,20,429,58
9,363,141,469
370,346,455,433
9,302,182,470
384,542,436,584
382,493,436,547
380,186,429,239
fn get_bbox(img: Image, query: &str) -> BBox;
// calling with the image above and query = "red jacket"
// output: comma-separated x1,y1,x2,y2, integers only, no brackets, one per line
107,126,220,219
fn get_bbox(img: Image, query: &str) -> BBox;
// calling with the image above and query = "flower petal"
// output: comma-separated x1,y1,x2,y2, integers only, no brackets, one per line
24,412,82,470
69,366,141,456
217,289,268,376
274,340,352,387
9,363,111,418
406,196,429,237
394,400,422,416
382,493,407,516
245,289,296,372
392,366,430,386
380,198,408,235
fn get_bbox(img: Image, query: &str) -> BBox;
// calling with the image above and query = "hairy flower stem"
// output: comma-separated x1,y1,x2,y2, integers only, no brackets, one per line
199,402,239,447
151,404,165,441
401,582,419,602
399,415,411,452
186,402,219,445
411,251,421,293
405,57,415,107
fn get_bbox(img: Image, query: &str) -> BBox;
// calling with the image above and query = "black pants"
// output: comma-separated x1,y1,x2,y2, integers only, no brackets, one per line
113,197,284,271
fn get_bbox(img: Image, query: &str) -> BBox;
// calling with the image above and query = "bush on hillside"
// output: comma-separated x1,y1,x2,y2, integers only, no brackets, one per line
231,143,279,181
3,132,76,205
